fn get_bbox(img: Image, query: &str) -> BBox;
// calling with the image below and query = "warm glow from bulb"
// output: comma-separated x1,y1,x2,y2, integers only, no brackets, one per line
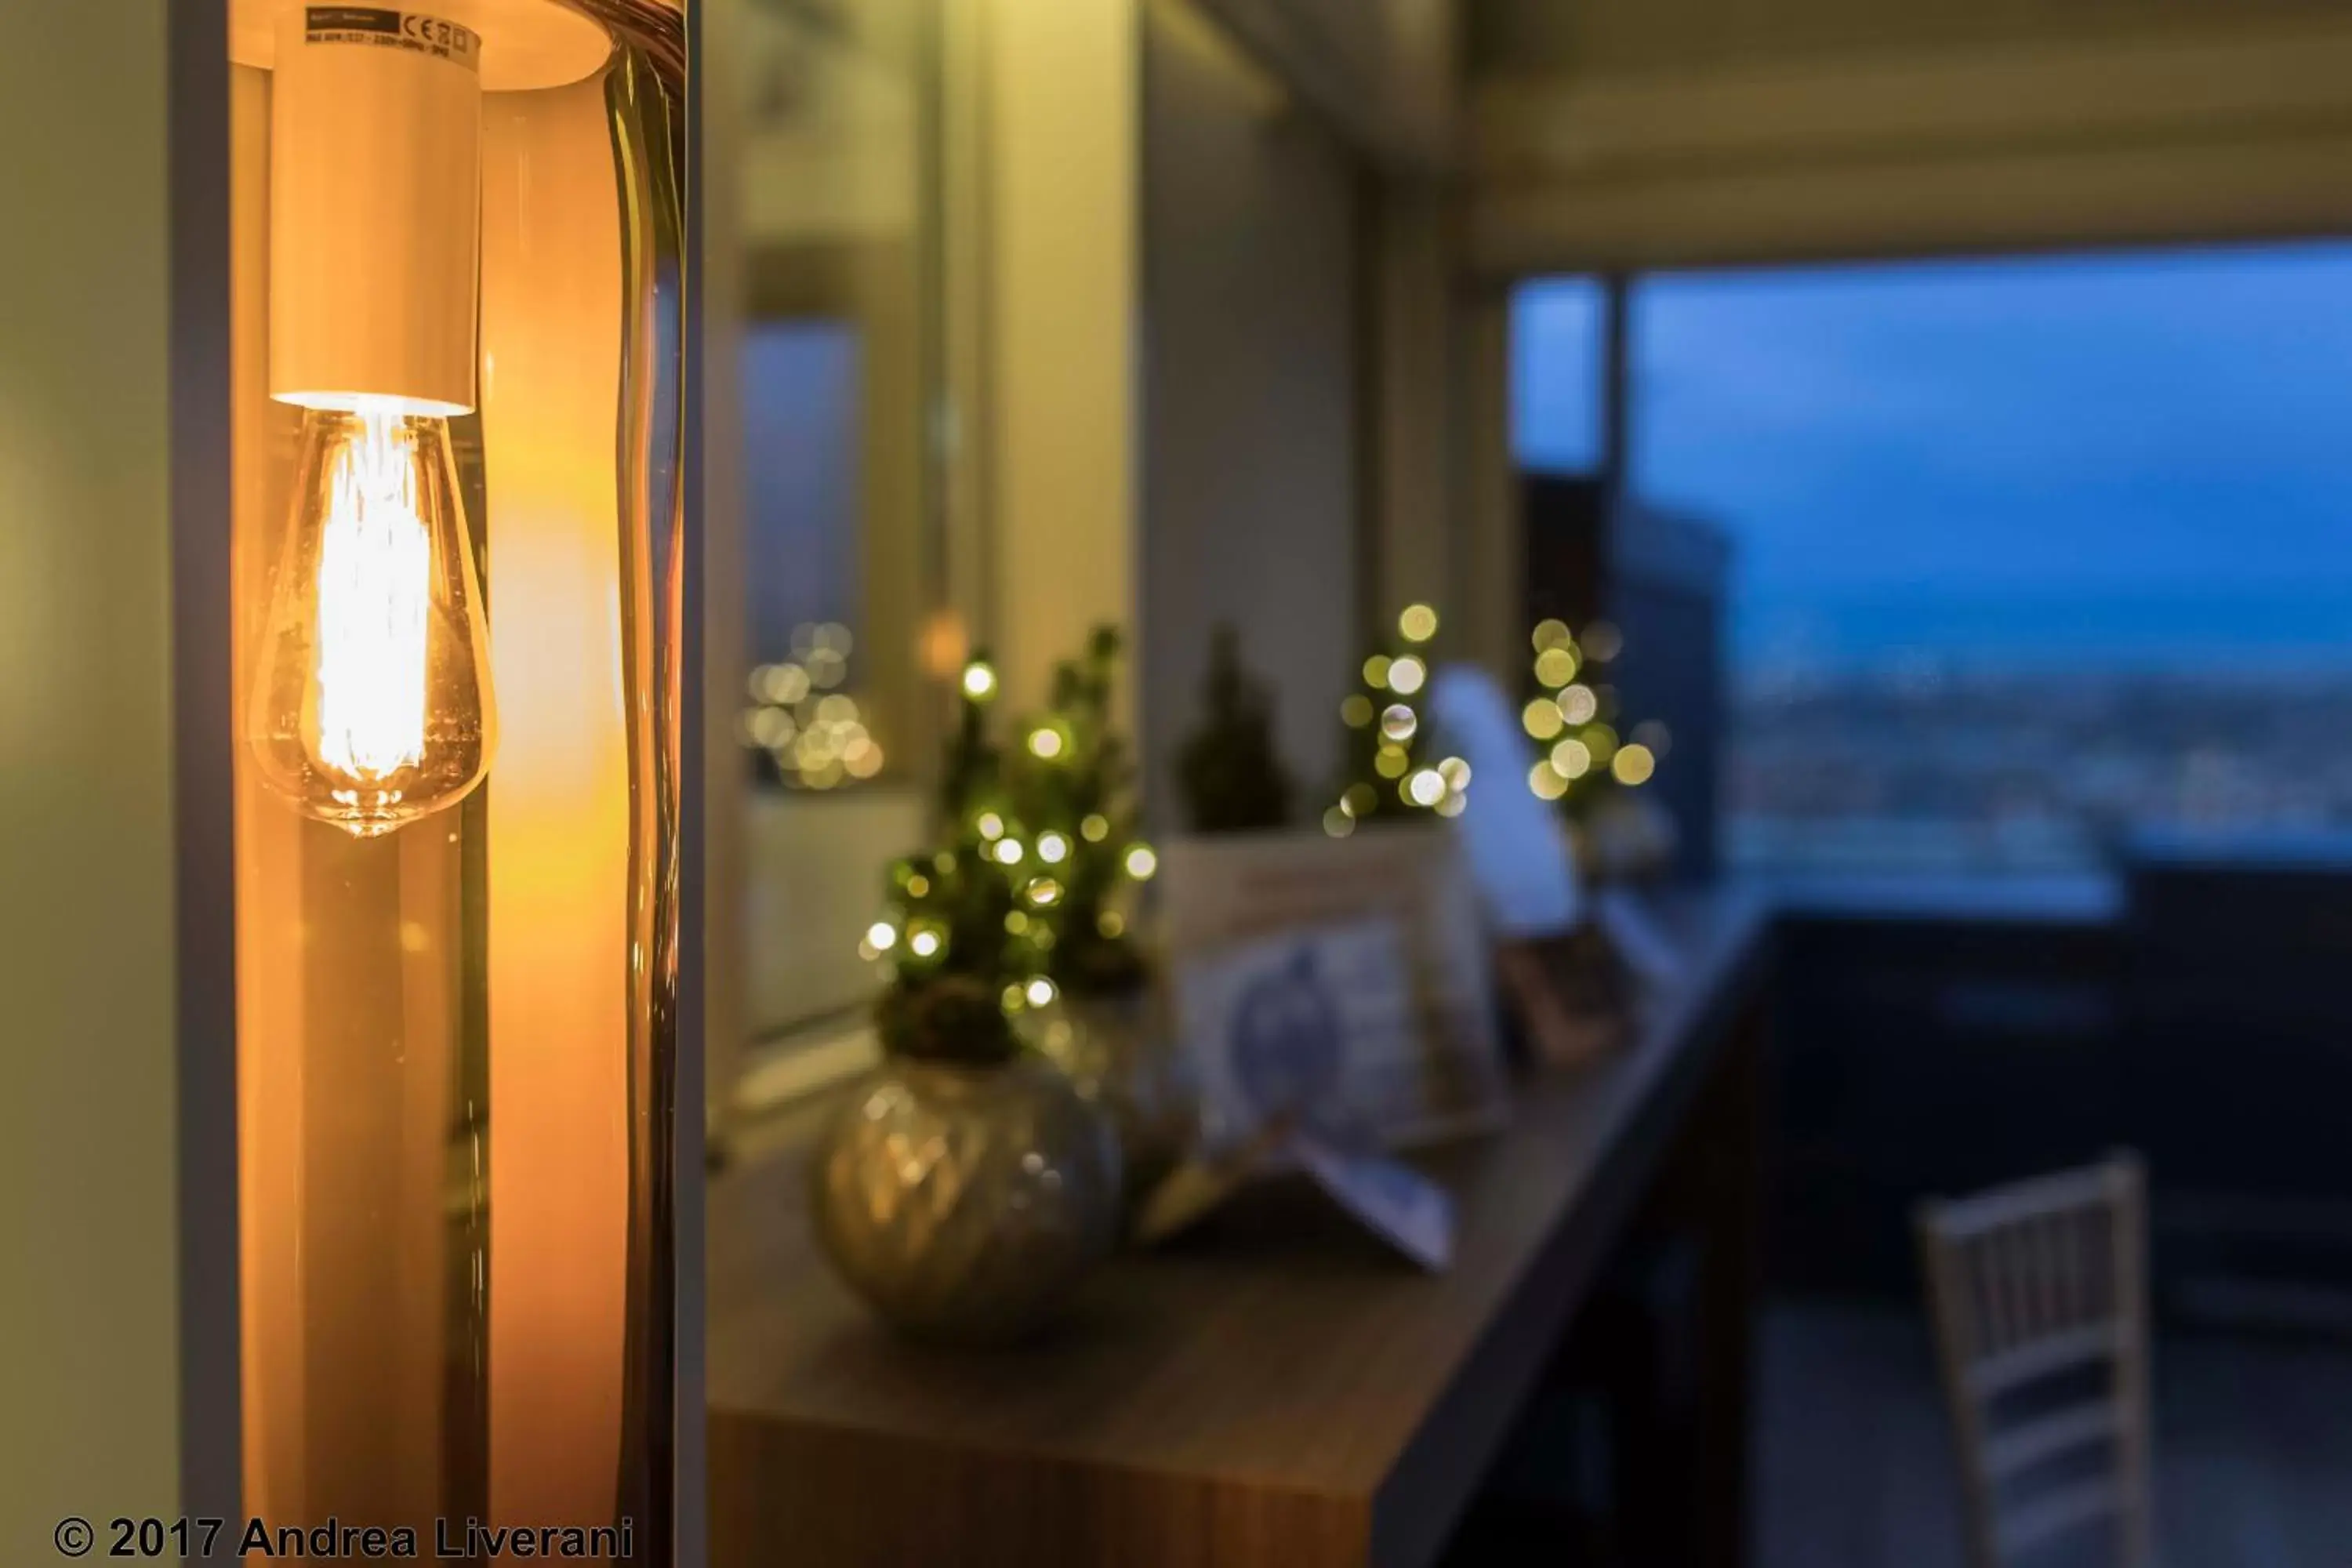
962,661,999,701
1388,656,1427,696
866,921,898,952
1124,844,1159,880
1398,604,1439,643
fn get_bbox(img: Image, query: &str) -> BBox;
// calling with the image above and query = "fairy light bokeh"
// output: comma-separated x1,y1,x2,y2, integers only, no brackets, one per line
738,620,884,789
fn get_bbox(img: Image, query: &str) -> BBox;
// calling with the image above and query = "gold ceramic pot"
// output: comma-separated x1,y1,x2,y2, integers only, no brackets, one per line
1030,987,1199,1206
812,1054,1123,1343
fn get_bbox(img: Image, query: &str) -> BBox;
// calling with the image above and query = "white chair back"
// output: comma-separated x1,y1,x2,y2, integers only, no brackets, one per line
1916,1156,2154,1568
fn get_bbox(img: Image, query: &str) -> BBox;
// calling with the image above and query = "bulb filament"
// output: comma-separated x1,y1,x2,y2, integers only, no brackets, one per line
315,408,433,783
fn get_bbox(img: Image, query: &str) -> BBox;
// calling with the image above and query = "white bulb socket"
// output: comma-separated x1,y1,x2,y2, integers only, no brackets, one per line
268,6,485,416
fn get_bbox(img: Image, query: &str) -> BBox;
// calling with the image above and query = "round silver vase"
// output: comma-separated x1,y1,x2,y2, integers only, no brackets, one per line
812,1054,1123,1344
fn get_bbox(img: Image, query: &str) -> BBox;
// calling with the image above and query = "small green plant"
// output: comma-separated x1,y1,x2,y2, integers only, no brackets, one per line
1175,622,1294,834
863,631,1160,1062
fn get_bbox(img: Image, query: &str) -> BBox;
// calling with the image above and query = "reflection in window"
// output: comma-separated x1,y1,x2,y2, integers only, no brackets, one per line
732,0,947,1049
739,324,887,792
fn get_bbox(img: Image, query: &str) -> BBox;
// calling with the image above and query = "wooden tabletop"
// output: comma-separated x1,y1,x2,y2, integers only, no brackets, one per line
708,887,1773,1568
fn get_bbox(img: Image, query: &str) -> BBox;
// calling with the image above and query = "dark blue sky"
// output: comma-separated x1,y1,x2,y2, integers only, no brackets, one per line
1513,248,2352,673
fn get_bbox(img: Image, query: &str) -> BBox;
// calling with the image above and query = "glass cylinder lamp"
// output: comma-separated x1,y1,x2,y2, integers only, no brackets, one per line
223,0,690,1555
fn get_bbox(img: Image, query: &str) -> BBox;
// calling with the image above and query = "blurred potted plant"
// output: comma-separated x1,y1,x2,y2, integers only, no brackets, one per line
1175,622,1296,834
1324,601,1470,836
809,652,1123,1345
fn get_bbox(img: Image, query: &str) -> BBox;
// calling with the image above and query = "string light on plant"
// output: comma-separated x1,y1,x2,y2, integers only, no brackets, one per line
1080,812,1110,843
1123,844,1159,881
1025,977,1058,1008
1558,684,1599,724
866,920,898,953
1334,604,1472,823
961,659,999,702
1523,699,1565,741
1028,726,1065,760
1612,743,1657,786
1036,831,1069,864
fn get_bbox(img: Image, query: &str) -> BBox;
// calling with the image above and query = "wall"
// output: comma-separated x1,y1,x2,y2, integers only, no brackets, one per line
985,0,1142,717
1140,0,1363,827
0,0,189,1530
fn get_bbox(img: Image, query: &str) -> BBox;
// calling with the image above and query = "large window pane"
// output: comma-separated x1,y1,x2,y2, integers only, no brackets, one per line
1628,248,2352,874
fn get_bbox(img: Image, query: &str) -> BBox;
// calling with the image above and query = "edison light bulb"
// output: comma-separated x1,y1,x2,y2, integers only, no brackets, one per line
246,405,496,837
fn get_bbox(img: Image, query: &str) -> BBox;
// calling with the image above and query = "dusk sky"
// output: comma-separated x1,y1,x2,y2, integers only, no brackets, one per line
1513,246,2352,673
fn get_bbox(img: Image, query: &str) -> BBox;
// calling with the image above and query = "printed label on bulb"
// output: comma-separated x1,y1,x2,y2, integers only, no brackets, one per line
303,6,481,71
